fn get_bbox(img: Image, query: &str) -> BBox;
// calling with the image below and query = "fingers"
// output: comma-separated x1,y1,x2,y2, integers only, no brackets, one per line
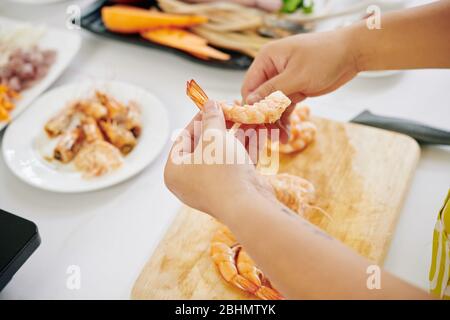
246,71,300,105
307,71,357,97
182,112,202,154
168,112,202,162
201,100,226,133
242,52,277,101
185,112,202,136
288,92,306,105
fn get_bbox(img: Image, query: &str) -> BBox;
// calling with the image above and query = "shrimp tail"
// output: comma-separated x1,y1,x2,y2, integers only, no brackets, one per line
305,204,333,221
186,79,209,110
231,274,260,294
255,286,285,300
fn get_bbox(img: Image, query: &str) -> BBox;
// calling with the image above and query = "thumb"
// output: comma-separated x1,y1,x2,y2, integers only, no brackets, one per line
246,72,297,105
202,100,226,133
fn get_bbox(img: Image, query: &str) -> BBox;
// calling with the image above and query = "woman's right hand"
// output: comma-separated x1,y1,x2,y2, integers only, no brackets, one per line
242,29,359,106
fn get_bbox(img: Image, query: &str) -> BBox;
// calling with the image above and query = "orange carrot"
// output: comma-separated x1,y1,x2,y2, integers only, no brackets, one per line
101,5,208,34
140,28,230,61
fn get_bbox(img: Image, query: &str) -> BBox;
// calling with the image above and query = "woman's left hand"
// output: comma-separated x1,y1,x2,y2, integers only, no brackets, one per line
164,100,274,218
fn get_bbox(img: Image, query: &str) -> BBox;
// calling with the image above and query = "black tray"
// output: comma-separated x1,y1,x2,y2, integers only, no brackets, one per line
80,0,253,70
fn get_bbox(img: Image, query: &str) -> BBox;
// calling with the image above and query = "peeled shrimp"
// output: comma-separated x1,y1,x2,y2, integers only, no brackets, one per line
276,105,317,154
268,173,315,215
269,173,331,220
210,226,284,300
186,79,291,124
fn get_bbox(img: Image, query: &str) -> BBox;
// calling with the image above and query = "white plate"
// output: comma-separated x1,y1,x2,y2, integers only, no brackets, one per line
2,81,170,193
7,0,69,4
0,17,81,131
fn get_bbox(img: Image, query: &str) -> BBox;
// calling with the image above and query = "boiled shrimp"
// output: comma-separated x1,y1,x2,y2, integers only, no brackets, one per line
235,247,283,300
269,173,332,220
210,226,284,300
268,173,316,216
276,105,317,154
186,79,291,124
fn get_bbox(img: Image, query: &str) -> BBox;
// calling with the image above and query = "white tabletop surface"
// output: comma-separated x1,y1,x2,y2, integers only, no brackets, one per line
0,0,449,299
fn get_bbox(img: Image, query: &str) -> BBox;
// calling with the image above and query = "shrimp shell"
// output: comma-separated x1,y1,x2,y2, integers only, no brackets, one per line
186,79,291,124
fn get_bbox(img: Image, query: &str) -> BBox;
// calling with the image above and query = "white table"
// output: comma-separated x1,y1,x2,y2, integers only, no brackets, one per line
1,0,449,299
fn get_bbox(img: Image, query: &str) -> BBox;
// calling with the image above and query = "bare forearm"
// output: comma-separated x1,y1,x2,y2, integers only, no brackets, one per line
218,191,430,299
348,1,450,71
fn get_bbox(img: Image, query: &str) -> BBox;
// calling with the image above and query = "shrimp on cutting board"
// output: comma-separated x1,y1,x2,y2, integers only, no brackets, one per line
268,173,316,216
210,225,284,300
186,79,291,124
274,105,317,154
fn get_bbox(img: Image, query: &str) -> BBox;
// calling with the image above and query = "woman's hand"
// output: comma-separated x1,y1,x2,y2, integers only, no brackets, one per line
242,30,358,106
241,30,358,143
243,0,450,106
164,100,274,219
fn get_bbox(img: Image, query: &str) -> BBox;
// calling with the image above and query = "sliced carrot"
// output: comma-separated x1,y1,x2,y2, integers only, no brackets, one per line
140,28,230,61
147,28,208,46
101,5,208,34
0,106,9,121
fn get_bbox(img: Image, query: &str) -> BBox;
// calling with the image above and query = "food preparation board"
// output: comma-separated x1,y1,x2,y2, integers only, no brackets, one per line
132,117,420,299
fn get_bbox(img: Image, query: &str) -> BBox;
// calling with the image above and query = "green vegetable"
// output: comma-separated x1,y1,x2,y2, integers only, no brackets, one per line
302,0,314,14
281,0,303,13
281,0,314,14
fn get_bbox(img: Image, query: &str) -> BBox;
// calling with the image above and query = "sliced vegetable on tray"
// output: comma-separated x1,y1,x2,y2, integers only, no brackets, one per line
101,5,208,33
140,28,230,61
101,4,231,61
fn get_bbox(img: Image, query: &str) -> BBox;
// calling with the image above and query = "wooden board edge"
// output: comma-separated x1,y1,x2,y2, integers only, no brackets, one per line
377,135,421,264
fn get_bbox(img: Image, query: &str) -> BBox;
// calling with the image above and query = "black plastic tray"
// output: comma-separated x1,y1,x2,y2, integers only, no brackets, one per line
80,0,253,70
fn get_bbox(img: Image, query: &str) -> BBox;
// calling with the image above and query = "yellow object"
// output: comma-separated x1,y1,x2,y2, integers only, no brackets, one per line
0,84,18,122
429,189,450,299
0,106,9,121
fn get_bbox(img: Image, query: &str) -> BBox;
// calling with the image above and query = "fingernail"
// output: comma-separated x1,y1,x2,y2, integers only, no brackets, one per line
204,100,217,112
246,93,261,105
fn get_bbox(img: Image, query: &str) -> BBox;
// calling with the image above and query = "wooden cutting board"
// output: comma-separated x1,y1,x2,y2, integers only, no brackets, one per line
132,118,420,300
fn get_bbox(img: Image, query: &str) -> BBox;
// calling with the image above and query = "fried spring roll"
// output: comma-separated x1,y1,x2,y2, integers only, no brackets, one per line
45,105,74,137
81,117,104,143
96,91,128,121
54,126,85,163
99,120,137,155
123,101,142,138
76,100,108,119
